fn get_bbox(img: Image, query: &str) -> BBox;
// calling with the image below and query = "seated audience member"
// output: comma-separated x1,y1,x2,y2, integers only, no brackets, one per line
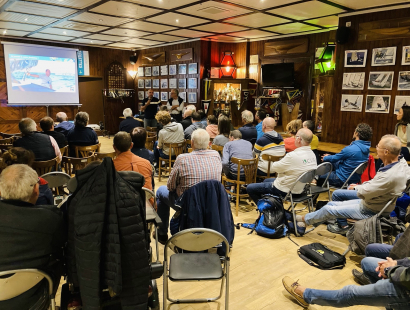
296,135,409,234
184,104,196,114
255,109,267,140
219,111,235,131
157,105,175,131
180,109,193,130
318,123,372,188
1,147,53,205
395,105,410,161
253,117,285,176
141,88,159,128
119,108,142,133
167,89,184,122
154,110,184,167
303,120,319,150
184,112,206,140
54,111,74,136
39,116,67,148
112,131,152,191
14,118,61,162
130,127,154,165
155,129,222,243
238,110,257,143
0,164,65,309
197,109,207,127
222,130,253,180
206,115,218,139
67,111,99,156
247,128,317,204
213,115,231,147
284,119,303,153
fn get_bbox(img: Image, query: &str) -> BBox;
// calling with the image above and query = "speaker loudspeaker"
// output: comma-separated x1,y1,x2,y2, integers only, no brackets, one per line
130,55,137,64
336,26,349,45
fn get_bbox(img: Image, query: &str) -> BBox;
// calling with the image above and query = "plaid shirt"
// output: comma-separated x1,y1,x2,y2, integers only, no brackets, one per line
167,149,222,197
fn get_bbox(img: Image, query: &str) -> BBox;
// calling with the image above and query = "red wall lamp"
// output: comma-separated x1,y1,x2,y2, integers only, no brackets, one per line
220,51,236,78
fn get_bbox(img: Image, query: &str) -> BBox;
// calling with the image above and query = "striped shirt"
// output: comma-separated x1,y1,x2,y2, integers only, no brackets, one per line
167,149,222,197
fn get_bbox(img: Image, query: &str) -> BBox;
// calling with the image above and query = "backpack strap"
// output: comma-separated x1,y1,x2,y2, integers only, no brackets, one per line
248,212,261,235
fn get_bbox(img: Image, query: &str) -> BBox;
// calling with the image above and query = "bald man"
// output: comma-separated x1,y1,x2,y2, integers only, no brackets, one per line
296,135,410,234
253,117,286,176
181,109,193,130
54,111,74,137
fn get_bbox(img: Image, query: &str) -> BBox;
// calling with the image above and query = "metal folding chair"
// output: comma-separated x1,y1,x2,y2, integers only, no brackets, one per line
310,162,333,202
331,161,368,190
40,171,71,196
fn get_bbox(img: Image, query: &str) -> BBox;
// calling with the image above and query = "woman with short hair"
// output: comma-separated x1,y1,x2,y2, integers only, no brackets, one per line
395,105,410,161
212,115,231,147
284,119,303,153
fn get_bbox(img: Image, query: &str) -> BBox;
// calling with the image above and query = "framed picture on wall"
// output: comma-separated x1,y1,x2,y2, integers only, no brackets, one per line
341,94,363,112
398,71,410,90
366,95,391,113
169,78,177,88
145,67,151,76
371,47,396,66
344,50,367,67
145,91,149,98
161,79,168,88
188,78,197,89
153,91,159,99
402,46,410,65
342,72,365,90
178,64,187,74
161,65,168,75
138,91,144,100
178,78,186,89
368,72,394,90
152,66,159,76
169,65,177,75
188,63,197,74
161,92,168,101
188,92,197,104
394,96,410,114
137,79,144,88
180,92,186,102
153,79,159,88
145,79,151,88
137,67,144,77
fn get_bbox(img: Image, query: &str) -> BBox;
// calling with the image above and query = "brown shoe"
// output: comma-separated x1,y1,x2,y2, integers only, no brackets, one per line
282,276,309,308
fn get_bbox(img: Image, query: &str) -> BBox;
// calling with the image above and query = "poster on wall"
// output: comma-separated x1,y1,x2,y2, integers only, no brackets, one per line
178,78,186,89
368,72,394,90
342,72,365,90
145,67,151,76
188,78,197,89
137,79,144,88
161,92,168,101
394,96,410,114
180,92,186,102
402,46,410,65
145,79,151,88
371,47,396,66
169,78,177,88
178,64,187,75
152,66,159,76
341,94,363,112
169,65,177,75
365,95,391,113
344,50,367,67
152,79,159,88
398,71,410,90
137,67,144,77
153,91,159,98
138,91,144,100
188,92,197,103
188,63,197,74
161,79,168,88
161,65,168,75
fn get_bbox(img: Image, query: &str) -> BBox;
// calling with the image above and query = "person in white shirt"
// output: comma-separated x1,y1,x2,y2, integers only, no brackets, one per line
27,69,52,90
246,128,317,204
166,89,184,122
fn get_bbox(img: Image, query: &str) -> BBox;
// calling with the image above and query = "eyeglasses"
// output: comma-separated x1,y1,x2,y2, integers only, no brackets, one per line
30,177,40,187
376,144,389,152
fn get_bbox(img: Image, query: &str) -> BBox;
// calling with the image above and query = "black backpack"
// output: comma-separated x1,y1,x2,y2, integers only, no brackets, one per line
298,243,346,270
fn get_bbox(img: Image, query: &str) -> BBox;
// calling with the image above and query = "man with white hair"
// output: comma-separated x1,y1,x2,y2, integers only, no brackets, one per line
119,108,142,133
0,164,65,309
54,111,74,136
239,110,257,143
13,117,61,162
155,129,222,244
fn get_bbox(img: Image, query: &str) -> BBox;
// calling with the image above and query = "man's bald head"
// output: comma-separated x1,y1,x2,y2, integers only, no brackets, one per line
56,112,68,122
184,109,193,118
380,135,402,156
297,128,313,146
262,117,276,132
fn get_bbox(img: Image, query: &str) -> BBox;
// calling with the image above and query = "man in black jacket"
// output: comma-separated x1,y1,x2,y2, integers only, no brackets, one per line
180,109,193,130
39,116,67,148
119,108,142,133
0,164,65,309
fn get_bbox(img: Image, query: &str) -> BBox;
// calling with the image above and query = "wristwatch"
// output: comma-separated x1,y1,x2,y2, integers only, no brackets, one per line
384,267,391,275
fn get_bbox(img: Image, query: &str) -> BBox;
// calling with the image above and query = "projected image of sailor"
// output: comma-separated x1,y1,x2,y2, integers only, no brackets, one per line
27,69,52,89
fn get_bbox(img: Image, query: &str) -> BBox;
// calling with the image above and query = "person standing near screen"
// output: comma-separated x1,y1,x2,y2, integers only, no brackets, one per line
27,69,53,90
141,88,159,129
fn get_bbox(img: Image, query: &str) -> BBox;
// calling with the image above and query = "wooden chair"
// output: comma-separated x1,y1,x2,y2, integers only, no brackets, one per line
211,144,224,156
158,141,186,182
32,157,58,176
257,154,284,180
147,126,157,134
147,131,157,138
59,145,69,157
221,156,259,216
0,137,13,145
74,143,101,158
0,132,21,139
91,151,116,161
188,148,193,153
185,139,191,152
0,145,12,152
61,156,93,176
145,135,156,151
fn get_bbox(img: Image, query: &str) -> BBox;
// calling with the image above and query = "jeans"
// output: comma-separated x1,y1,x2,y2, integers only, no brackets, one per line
364,233,402,259
317,171,344,188
153,141,175,166
304,199,376,226
361,257,385,283
246,178,287,204
256,169,268,176
332,189,359,227
156,186,179,236
144,118,157,129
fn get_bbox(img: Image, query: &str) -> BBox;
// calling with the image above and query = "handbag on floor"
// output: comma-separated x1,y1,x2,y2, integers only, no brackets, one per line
297,243,346,270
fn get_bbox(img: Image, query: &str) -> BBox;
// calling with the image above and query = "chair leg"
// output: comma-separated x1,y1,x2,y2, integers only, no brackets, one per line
342,246,350,256
158,163,162,182
236,184,240,216
225,259,230,310
163,261,168,308
291,202,300,237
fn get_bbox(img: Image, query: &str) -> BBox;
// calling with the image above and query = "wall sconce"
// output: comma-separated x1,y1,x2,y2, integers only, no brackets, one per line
249,65,258,74
220,51,236,78
128,70,137,79
315,43,336,74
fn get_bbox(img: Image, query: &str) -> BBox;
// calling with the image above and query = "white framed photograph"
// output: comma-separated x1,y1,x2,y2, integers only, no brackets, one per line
341,94,363,112
371,47,396,66
178,64,187,75
153,79,159,88
188,63,197,74
137,67,144,77
161,92,168,101
180,92,186,102
138,91,144,100
145,79,151,88
169,65,177,75
161,65,168,75
368,71,394,90
137,79,144,88
188,92,197,104
345,50,367,67
394,96,410,114
152,66,159,76
342,72,365,90
169,78,177,89
366,95,391,113
188,78,197,89
402,46,410,65
145,67,151,76
178,78,186,89
145,91,149,98
398,71,410,90
153,91,159,99
161,79,168,89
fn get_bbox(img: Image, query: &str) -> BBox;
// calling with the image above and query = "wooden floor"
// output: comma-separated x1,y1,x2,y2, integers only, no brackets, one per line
58,137,383,310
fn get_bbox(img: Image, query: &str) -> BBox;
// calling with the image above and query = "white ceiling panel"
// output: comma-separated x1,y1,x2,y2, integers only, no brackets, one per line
0,21,40,31
229,29,275,38
56,21,108,32
0,12,56,25
147,12,208,27
193,22,247,33
224,0,301,10
102,28,151,37
70,12,132,26
208,35,246,42
306,16,339,28
90,1,162,19
71,38,112,45
264,23,320,34
108,42,143,49
148,34,183,42
268,1,346,20
29,33,75,41
226,13,289,28
1,29,30,37
178,1,251,20
42,27,90,37
165,29,212,38
331,0,407,10
127,38,163,45
85,34,128,42
127,0,198,9
28,0,101,9
120,20,176,32
6,1,76,18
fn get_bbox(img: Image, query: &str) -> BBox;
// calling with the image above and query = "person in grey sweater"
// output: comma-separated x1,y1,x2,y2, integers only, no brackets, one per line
184,112,206,140
222,130,253,179
296,135,410,234
212,115,231,147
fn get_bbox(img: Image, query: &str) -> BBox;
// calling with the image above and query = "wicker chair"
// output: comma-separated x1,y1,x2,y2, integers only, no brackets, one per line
158,141,186,182
73,143,101,158
32,157,59,175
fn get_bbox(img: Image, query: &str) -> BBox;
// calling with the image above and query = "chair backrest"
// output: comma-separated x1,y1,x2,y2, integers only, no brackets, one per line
315,162,333,186
261,154,284,176
146,126,157,133
32,158,58,175
231,156,259,184
147,131,157,138
145,135,156,151
62,156,92,175
142,186,157,210
0,132,21,139
40,171,71,189
74,143,101,158
0,137,13,145
211,144,224,155
91,151,116,161
342,161,369,188
0,144,12,152
59,145,68,156
164,141,186,160
188,148,193,153
285,168,317,197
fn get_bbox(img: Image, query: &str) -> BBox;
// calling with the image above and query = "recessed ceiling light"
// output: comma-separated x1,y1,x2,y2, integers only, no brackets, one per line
99,19,103,22
90,40,93,43
63,31,67,34
3,30,7,34
24,18,28,21
176,19,179,23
